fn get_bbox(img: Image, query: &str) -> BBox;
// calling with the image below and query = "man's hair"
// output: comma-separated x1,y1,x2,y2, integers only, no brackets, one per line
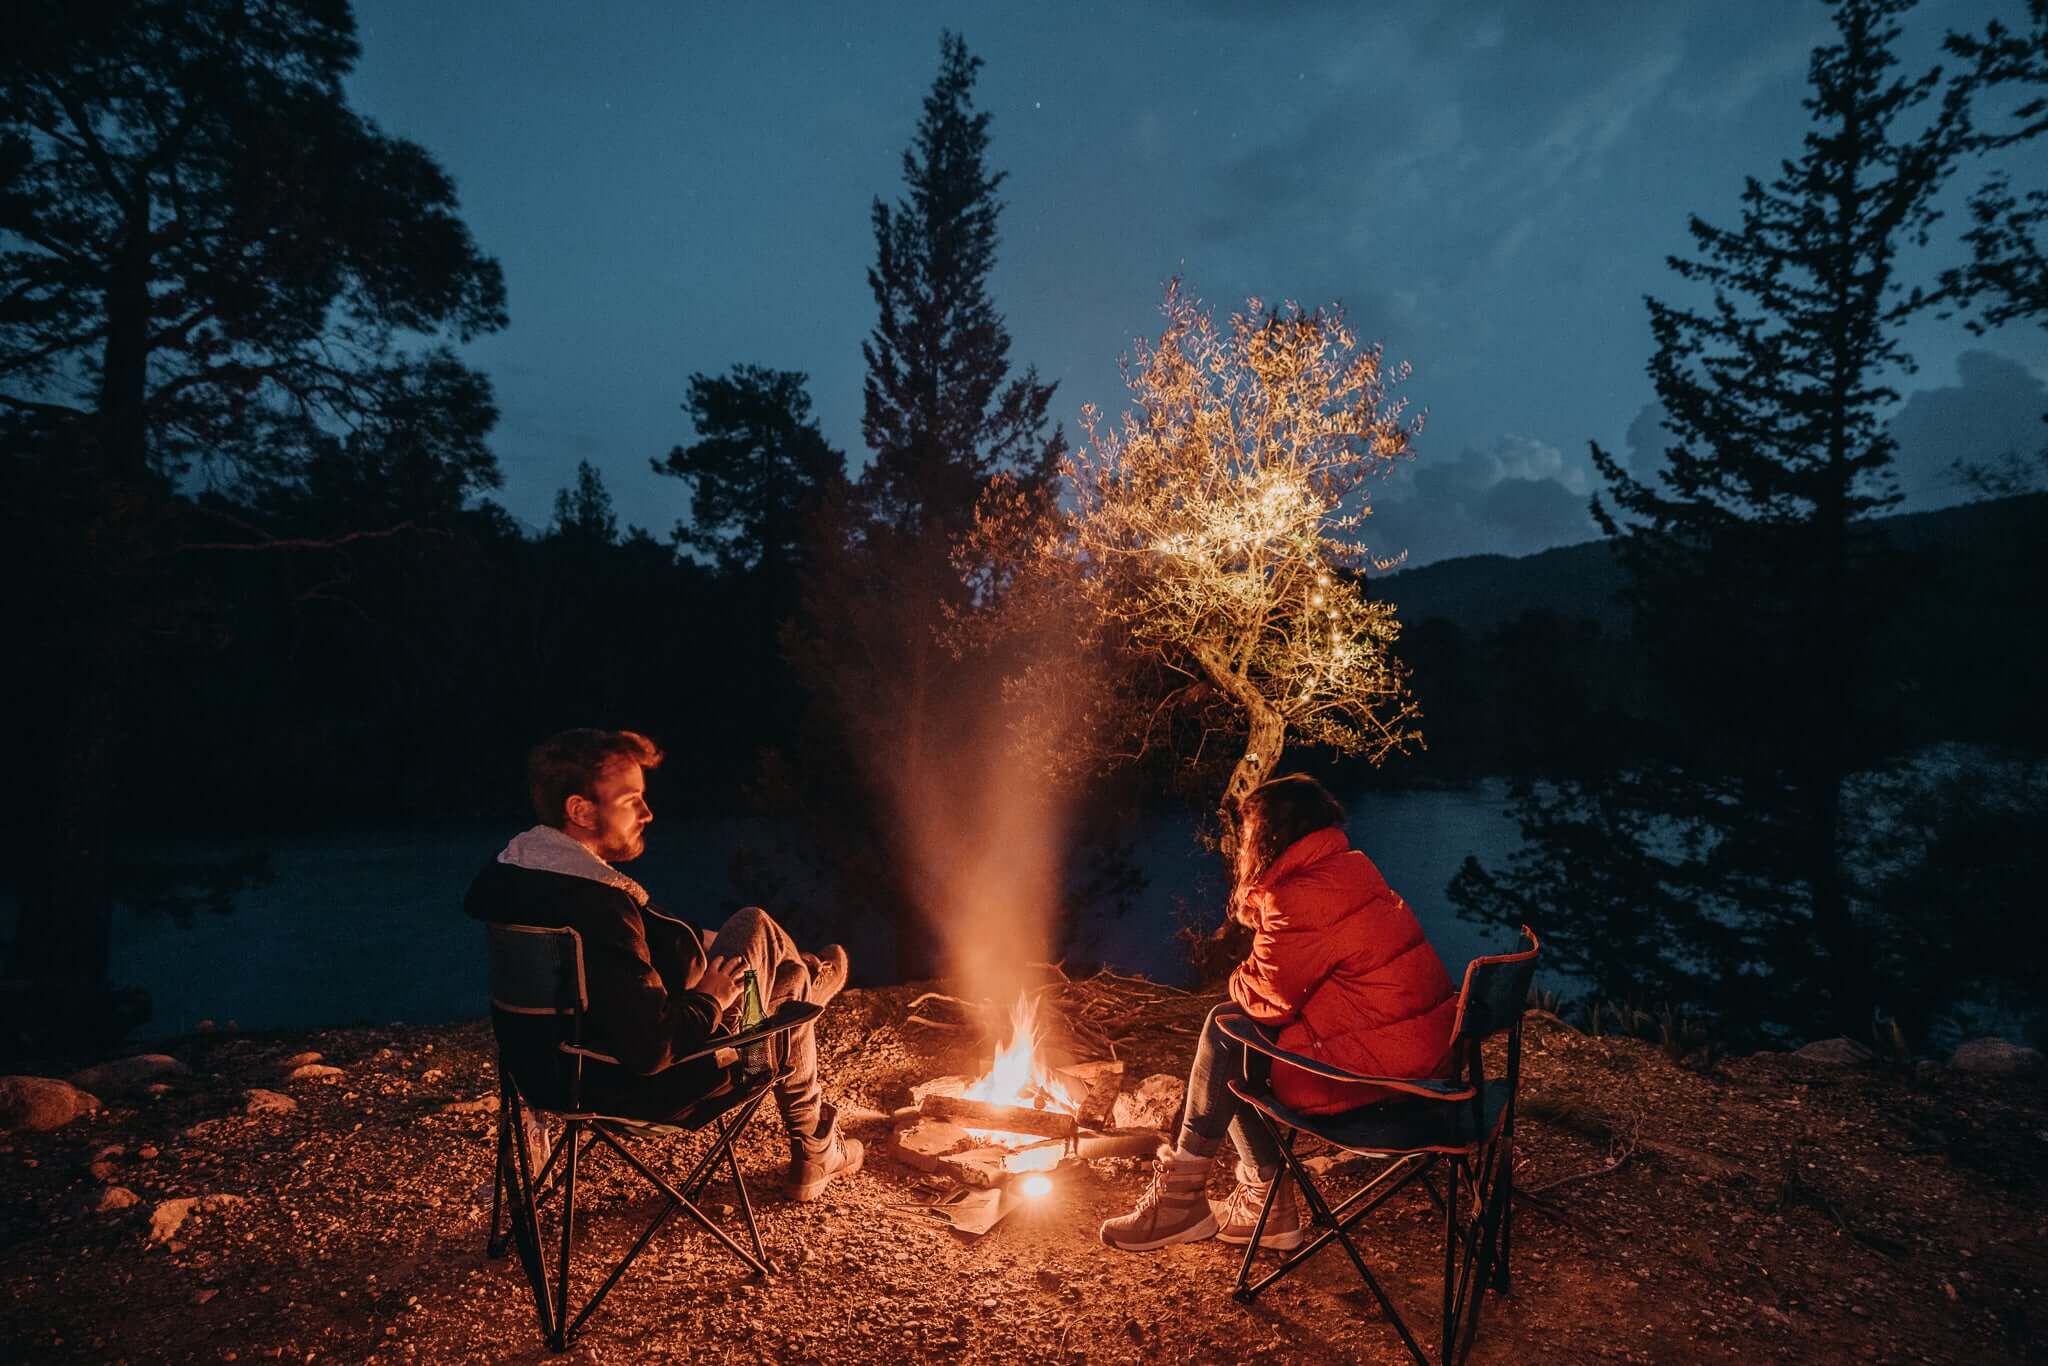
1234,773,1345,889
527,729,664,827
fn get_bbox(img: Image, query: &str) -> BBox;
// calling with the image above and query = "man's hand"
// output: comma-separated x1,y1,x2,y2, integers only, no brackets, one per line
697,953,747,1013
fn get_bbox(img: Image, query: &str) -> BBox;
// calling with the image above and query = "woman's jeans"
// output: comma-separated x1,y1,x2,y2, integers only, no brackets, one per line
1174,1003,1282,1178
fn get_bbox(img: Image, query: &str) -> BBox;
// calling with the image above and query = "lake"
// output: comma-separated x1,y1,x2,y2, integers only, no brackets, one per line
92,782,1531,1039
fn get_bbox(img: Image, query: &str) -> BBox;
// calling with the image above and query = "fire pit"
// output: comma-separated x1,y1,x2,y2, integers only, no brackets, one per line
891,992,1159,1232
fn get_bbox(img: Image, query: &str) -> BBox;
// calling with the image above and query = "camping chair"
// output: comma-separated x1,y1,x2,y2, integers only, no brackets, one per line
482,922,822,1352
1216,926,1541,1366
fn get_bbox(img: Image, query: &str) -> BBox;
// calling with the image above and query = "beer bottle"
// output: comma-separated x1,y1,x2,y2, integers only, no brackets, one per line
737,967,770,1077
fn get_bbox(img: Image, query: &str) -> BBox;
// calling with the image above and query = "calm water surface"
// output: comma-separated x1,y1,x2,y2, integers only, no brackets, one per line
103,783,1535,1038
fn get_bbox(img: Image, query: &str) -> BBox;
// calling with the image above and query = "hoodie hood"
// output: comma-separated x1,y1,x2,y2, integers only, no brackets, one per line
496,824,650,906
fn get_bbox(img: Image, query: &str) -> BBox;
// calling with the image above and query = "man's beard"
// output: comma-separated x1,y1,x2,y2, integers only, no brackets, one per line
601,828,646,862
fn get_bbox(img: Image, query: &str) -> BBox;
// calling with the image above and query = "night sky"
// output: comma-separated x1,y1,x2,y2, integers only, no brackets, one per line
346,0,2048,568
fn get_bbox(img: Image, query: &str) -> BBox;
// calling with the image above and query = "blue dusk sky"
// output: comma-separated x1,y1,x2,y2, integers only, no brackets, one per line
346,0,2047,567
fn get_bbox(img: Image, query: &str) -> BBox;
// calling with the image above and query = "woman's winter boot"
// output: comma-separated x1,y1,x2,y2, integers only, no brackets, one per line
1097,1146,1219,1252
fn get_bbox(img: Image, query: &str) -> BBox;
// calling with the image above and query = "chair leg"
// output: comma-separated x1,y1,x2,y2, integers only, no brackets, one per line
718,1108,772,1272
1442,1156,1460,1365
1495,1127,1515,1294
552,1118,580,1352
487,1077,510,1258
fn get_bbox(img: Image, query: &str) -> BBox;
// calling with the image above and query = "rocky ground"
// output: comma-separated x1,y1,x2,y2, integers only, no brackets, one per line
1,981,2044,1365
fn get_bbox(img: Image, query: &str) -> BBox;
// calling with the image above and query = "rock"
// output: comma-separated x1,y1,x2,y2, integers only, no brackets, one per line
891,1118,970,1172
438,1095,498,1115
89,1159,122,1182
285,1063,343,1083
96,1186,140,1214
149,1197,198,1244
0,1076,100,1132
1949,1038,2044,1077
1111,1074,1186,1131
1793,1037,1873,1066
149,1193,247,1245
279,1052,323,1069
244,1089,296,1116
66,1054,189,1098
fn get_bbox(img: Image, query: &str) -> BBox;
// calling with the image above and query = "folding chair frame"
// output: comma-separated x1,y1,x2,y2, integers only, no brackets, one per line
480,922,821,1352
1219,926,1540,1366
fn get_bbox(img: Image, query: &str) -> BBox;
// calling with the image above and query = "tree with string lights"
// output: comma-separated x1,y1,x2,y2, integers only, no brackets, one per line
971,281,1424,852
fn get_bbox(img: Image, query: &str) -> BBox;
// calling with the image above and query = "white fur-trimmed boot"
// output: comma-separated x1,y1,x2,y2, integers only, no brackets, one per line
1097,1146,1219,1252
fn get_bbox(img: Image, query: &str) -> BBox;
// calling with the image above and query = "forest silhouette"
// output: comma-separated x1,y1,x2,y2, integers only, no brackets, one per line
3,2,2044,1061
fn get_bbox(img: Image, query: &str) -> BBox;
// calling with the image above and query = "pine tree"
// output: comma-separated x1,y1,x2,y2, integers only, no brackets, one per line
1454,0,1997,1041
858,31,1061,536
654,365,846,578
550,460,620,547
0,0,504,1050
792,31,1063,980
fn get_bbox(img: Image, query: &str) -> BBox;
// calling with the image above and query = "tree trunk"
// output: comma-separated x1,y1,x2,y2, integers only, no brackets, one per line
7,207,155,1059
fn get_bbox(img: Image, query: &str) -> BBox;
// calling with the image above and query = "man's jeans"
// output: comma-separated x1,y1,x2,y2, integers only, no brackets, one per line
1174,1003,1282,1177
707,906,826,1142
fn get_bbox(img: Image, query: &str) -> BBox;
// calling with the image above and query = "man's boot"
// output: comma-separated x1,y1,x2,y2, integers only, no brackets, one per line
1212,1159,1307,1251
801,944,849,1008
789,1101,863,1202
1098,1146,1219,1252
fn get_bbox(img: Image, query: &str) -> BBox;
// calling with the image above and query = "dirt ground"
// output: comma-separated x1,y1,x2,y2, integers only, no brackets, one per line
2,980,2044,1364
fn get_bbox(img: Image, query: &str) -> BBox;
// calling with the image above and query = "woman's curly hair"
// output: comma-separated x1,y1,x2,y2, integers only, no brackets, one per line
1230,773,1345,920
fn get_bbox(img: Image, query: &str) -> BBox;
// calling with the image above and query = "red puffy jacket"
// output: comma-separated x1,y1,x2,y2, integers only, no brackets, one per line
1228,827,1457,1113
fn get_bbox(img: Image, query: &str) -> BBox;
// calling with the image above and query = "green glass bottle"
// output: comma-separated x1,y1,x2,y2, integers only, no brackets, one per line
737,967,769,1077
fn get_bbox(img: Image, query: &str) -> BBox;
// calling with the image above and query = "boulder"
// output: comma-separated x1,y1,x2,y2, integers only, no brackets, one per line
285,1063,343,1083
66,1054,189,1098
1949,1038,2045,1077
1792,1037,1873,1066
1110,1073,1185,1132
0,1076,100,1132
279,1051,323,1069
244,1089,297,1116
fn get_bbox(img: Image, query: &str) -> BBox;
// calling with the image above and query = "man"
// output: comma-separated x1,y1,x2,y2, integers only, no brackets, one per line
465,728,862,1201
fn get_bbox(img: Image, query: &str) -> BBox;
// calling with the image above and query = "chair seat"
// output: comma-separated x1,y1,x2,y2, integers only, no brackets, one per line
547,1071,771,1132
1229,1077,1512,1156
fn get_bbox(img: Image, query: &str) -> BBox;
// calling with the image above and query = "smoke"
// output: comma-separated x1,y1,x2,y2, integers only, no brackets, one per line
878,625,1097,1008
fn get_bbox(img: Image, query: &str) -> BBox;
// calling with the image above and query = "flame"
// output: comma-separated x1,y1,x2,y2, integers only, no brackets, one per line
957,993,1080,1156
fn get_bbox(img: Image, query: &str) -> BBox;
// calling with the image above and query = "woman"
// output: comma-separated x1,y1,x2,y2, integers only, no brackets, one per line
1099,774,1458,1253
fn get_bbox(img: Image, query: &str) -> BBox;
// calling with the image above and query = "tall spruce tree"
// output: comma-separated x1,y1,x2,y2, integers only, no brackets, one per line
858,31,1060,536
1452,0,2004,1042
793,31,1063,980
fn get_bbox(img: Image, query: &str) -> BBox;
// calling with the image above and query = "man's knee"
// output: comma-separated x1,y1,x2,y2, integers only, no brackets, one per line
718,904,774,945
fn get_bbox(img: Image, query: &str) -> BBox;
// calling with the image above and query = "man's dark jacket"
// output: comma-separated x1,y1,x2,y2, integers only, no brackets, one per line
465,861,734,1118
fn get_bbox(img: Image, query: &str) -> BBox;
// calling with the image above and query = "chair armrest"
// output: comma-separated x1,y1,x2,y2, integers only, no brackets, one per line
554,1000,826,1072
674,1000,825,1065
1214,1006,1477,1102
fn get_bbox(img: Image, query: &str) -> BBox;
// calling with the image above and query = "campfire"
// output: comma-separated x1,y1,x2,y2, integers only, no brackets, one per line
891,986,1154,1233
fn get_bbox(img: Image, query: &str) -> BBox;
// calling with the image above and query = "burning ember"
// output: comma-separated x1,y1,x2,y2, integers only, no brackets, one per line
953,995,1082,1170
891,987,1143,1235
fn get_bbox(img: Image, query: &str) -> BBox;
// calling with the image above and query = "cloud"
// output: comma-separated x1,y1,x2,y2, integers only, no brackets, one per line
1886,350,2048,511
1366,433,1601,566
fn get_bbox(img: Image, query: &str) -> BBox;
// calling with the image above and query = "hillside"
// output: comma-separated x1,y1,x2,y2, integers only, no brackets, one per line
1371,491,2047,635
